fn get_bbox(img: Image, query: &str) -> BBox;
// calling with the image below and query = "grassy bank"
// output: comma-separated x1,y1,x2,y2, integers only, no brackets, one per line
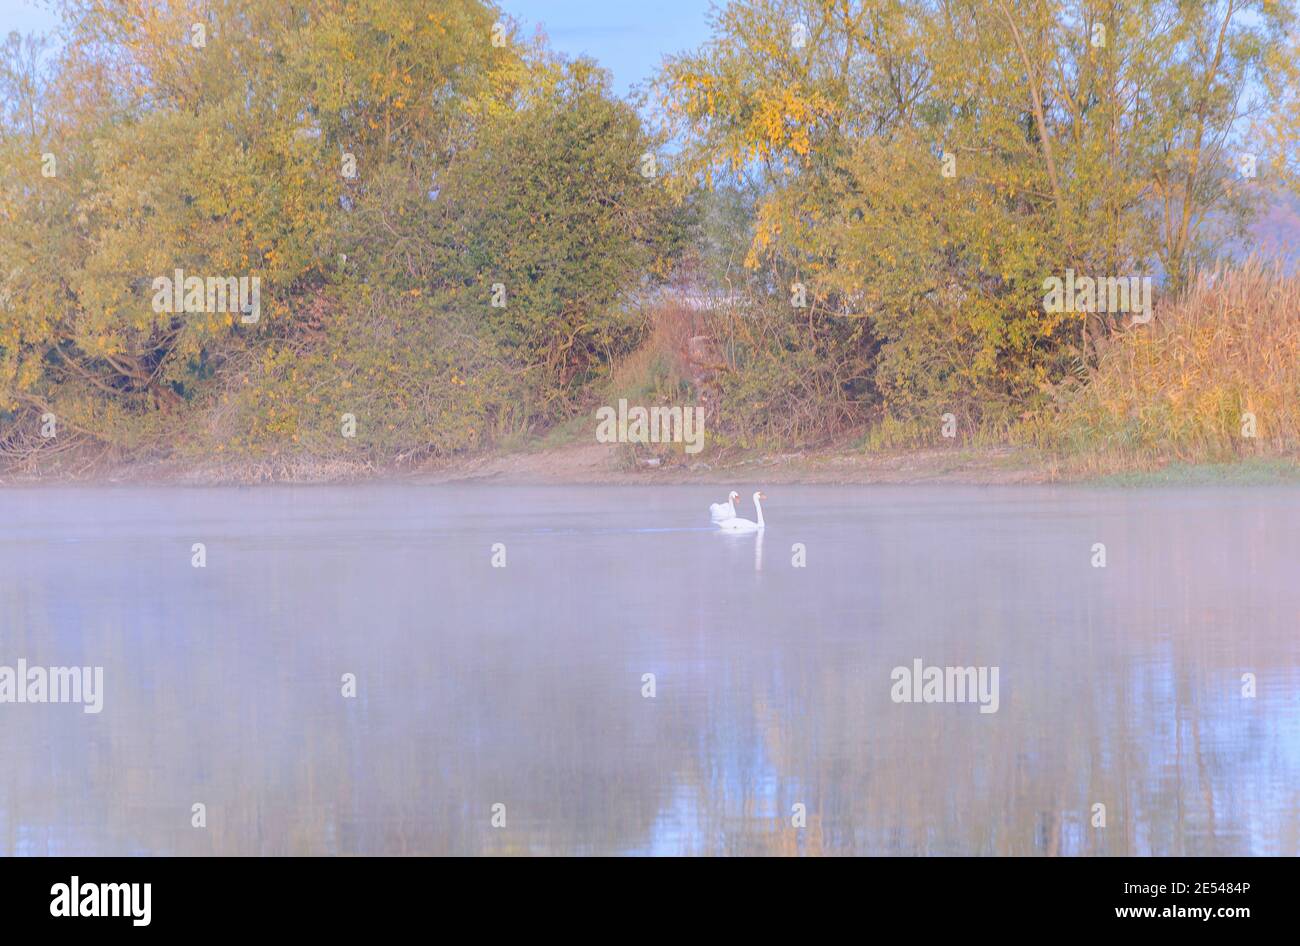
5,256,1298,487
1090,458,1300,487
1027,261,1300,470
3,428,1296,488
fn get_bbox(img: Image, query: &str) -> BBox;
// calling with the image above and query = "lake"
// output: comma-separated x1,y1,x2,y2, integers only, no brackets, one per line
1,484,1297,855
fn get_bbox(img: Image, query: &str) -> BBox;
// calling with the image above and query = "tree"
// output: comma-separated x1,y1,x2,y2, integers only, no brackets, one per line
660,0,1299,428
3,1,676,460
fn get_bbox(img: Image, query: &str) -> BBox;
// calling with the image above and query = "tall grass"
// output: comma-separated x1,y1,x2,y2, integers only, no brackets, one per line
1033,260,1300,470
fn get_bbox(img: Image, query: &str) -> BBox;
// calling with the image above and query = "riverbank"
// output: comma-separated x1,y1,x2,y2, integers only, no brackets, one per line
3,438,1297,487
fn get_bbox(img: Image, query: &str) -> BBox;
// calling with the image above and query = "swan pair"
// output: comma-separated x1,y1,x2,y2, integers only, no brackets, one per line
709,490,766,532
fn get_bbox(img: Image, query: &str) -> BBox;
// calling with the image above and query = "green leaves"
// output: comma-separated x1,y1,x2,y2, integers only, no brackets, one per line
1,1,676,461
660,0,1300,433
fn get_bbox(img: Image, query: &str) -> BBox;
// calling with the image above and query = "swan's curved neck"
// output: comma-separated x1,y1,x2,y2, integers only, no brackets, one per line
754,495,765,527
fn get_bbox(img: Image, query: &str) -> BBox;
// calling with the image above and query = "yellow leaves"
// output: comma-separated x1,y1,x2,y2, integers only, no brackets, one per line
745,200,784,269
674,70,716,93
747,85,833,161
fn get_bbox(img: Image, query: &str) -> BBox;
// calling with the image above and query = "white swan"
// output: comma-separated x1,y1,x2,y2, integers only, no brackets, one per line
718,491,765,532
709,490,740,522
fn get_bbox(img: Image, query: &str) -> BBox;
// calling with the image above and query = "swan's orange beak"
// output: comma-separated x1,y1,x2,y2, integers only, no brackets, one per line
757,492,766,500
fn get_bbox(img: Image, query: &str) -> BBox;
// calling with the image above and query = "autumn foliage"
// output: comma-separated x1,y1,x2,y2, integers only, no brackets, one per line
1040,260,1300,463
1,0,674,468
660,0,1300,450
2,0,1299,473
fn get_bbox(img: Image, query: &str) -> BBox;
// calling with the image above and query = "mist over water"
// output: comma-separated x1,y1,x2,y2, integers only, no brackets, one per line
1,485,1297,855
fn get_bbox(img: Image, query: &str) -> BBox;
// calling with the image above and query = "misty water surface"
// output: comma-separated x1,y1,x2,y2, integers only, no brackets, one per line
1,485,1297,855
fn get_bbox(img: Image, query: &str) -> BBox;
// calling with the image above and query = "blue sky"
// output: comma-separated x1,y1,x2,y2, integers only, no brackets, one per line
505,1,714,95
2,0,59,37
1,0,716,95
